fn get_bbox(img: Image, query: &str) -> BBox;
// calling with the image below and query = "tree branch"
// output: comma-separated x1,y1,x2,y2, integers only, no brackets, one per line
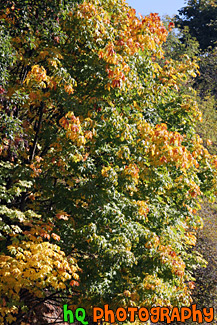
30,103,43,162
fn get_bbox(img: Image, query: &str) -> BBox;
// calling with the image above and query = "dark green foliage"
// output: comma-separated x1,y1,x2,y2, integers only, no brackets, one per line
195,48,217,99
175,0,217,51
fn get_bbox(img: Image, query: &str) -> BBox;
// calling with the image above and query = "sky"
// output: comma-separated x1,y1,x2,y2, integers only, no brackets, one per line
126,0,186,18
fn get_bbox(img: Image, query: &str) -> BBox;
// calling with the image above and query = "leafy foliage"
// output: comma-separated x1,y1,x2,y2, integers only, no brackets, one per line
196,47,217,99
175,0,217,51
0,0,217,323
163,17,200,61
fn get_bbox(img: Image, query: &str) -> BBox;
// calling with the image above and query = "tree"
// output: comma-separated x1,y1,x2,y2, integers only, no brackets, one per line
0,0,217,323
195,47,217,98
163,16,200,61
171,0,217,153
175,0,217,51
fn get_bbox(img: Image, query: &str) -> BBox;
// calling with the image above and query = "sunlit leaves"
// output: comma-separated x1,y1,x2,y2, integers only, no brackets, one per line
0,239,79,324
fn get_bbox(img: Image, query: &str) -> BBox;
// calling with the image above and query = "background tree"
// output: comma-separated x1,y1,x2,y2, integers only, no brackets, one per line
175,0,217,51
171,0,217,152
163,16,200,61
195,47,217,99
